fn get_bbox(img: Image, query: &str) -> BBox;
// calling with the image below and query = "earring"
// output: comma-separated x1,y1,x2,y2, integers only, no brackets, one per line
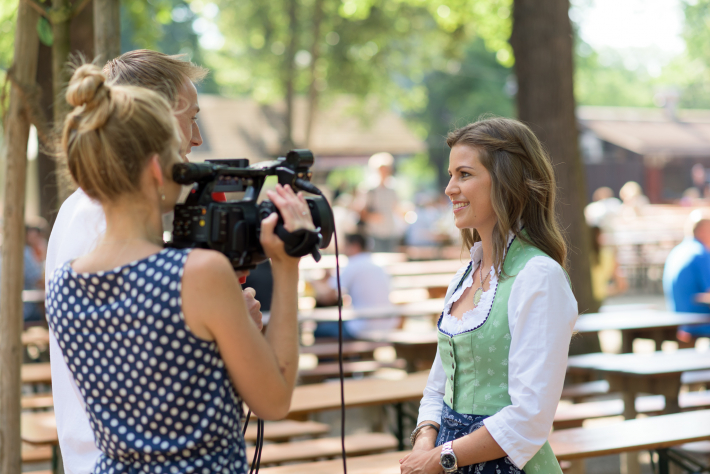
159,187,166,201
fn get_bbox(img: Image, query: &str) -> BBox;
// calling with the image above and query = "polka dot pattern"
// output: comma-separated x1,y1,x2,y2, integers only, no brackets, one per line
46,248,247,473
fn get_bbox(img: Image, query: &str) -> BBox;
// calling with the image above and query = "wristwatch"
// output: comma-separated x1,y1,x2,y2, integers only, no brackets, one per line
440,441,458,473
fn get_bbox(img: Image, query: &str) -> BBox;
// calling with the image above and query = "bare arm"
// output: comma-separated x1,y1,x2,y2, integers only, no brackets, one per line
400,426,506,473
182,184,313,420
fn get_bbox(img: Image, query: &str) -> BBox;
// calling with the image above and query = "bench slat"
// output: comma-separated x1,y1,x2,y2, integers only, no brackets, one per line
262,410,710,472
554,390,710,428
246,433,397,465
244,420,330,442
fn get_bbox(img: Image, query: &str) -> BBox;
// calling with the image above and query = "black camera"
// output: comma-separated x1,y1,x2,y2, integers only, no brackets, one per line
168,149,334,270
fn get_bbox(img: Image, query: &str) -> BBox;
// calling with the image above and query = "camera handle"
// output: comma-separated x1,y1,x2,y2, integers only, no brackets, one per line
274,225,323,261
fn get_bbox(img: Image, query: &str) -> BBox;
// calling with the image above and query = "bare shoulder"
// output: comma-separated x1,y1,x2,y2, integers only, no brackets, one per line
183,248,235,282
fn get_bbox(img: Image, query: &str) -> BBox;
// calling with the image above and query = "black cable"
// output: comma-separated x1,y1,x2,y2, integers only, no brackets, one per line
242,409,251,436
332,224,348,474
249,418,264,474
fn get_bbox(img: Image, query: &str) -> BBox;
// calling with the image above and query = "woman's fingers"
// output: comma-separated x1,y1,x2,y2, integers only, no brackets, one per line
266,184,315,232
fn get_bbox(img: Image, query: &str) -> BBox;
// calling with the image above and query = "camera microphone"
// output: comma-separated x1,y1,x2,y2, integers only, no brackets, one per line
294,178,322,196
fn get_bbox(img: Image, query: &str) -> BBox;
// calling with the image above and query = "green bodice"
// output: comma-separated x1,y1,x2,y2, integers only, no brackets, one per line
437,235,563,473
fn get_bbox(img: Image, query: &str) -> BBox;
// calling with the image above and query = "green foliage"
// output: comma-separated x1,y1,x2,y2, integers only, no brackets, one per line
574,44,658,107
414,38,514,187
0,0,17,71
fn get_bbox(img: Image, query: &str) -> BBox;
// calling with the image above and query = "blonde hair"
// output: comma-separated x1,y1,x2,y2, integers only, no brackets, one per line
61,64,180,203
102,50,208,107
446,117,567,275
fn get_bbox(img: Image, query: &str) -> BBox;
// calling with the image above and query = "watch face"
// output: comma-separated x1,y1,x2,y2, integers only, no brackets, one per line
441,453,457,470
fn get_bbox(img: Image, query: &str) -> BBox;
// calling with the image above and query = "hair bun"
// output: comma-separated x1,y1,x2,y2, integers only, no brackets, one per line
66,64,109,109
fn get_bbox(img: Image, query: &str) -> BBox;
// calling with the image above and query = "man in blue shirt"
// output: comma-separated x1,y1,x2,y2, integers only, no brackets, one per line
663,210,710,342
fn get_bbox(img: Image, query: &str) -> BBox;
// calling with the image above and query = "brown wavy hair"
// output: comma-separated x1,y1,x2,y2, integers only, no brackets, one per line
446,117,567,276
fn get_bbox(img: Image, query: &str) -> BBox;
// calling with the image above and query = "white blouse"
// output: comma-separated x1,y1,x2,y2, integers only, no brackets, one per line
417,238,578,469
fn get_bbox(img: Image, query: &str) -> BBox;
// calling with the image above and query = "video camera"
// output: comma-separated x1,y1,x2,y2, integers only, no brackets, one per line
168,149,334,270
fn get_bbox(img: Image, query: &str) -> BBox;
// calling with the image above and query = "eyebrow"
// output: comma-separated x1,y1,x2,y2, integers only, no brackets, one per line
449,166,475,173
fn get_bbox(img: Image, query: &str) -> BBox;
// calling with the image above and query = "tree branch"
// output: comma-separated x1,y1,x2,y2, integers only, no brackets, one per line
70,0,92,18
22,0,48,18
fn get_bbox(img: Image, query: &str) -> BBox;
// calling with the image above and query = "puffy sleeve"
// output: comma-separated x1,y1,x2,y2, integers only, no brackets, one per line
482,256,578,468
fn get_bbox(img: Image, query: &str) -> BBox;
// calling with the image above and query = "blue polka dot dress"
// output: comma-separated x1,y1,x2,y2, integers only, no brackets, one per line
46,248,248,473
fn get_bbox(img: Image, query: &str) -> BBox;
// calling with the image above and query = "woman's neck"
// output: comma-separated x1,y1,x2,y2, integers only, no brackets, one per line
476,226,495,270
73,194,164,273
102,195,163,245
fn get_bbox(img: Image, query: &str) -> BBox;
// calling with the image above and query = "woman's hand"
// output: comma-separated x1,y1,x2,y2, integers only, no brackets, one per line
400,446,443,474
242,288,263,330
260,184,315,263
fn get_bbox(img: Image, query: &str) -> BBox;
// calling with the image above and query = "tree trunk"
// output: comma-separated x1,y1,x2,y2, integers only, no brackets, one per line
36,42,58,225
305,0,324,147
52,0,71,125
510,0,598,316
36,1,93,226
282,0,298,151
0,2,39,472
93,0,120,63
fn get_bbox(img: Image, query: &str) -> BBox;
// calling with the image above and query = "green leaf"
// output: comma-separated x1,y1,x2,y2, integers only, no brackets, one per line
37,16,53,47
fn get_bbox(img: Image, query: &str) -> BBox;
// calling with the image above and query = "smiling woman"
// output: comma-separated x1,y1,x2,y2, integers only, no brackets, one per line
400,118,578,474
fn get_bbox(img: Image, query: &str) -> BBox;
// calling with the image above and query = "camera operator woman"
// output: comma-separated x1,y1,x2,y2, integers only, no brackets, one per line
46,64,312,473
400,118,578,474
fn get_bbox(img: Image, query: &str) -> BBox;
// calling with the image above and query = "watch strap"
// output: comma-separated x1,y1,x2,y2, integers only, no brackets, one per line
440,440,458,472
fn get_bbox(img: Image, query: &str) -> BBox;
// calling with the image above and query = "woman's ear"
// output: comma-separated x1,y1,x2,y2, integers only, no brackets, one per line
149,154,165,188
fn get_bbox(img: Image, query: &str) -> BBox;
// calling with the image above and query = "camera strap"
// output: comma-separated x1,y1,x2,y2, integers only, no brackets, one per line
276,226,323,261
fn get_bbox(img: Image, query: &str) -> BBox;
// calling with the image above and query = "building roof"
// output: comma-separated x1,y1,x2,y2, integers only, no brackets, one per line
578,106,710,157
189,94,425,169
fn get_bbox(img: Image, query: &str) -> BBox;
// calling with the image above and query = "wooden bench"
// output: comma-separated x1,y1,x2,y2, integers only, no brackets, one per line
22,363,52,385
22,443,52,463
554,390,710,429
246,432,397,465
260,409,710,473
560,380,610,401
244,420,330,442
22,393,53,410
298,359,407,383
300,341,390,361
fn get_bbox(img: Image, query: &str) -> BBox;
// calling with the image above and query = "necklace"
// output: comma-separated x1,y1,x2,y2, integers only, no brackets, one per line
472,261,492,307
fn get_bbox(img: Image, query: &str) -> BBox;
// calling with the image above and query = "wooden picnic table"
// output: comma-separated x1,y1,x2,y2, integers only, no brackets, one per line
297,298,444,322
574,311,710,353
299,253,408,270
22,362,52,385
567,348,710,418
390,273,451,291
22,327,50,346
289,371,429,417
359,331,438,372
261,409,710,474
289,370,430,449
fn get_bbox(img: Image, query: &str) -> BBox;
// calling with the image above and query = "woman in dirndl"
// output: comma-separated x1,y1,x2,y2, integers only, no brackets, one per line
400,118,578,474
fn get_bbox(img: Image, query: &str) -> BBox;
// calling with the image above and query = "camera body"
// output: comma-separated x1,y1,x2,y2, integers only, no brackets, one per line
169,149,334,270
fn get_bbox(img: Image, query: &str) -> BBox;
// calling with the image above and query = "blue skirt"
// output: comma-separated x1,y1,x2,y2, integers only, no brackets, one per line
436,403,525,474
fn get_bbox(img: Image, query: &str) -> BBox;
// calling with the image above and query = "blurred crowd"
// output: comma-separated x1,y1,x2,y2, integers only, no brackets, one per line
0,217,49,323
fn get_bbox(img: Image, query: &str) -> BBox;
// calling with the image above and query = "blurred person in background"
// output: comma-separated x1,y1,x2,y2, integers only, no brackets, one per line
0,220,47,323
692,163,708,198
619,181,649,217
405,192,448,247
589,225,627,305
311,232,398,339
584,186,621,228
358,152,402,252
663,209,710,345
